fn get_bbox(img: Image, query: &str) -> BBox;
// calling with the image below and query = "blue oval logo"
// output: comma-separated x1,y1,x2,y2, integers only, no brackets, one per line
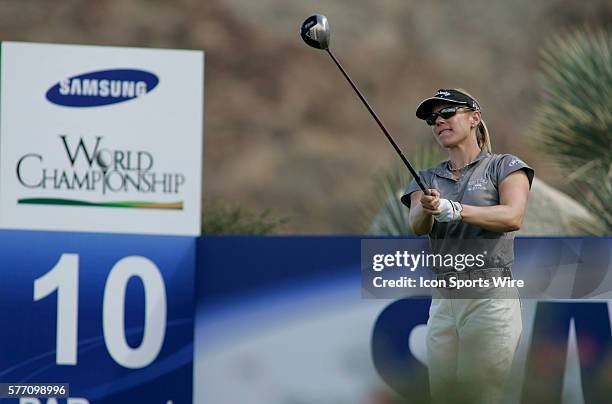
46,69,159,107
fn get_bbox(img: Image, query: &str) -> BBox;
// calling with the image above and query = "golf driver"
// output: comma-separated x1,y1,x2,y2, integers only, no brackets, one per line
300,14,430,199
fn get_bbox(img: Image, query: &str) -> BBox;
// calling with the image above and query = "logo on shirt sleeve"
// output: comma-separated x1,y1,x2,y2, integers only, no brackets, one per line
508,158,524,167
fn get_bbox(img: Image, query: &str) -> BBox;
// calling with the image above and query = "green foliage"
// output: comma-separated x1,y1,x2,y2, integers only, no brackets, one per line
534,28,612,233
365,145,445,236
202,200,287,235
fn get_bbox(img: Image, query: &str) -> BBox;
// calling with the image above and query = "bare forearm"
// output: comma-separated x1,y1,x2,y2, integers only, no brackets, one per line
460,204,524,232
409,203,434,235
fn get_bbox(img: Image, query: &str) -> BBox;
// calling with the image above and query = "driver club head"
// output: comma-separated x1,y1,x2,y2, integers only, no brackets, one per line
300,14,330,50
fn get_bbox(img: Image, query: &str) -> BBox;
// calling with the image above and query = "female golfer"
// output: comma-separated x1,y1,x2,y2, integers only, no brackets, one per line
403,88,533,404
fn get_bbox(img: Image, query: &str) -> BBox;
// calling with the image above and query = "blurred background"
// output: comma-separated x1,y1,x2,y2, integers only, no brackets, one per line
1,0,610,234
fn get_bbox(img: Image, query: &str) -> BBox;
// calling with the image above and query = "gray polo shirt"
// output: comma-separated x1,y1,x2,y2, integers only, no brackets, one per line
403,148,534,272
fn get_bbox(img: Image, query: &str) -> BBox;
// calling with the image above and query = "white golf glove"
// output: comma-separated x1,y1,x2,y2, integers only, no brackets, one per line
435,199,463,222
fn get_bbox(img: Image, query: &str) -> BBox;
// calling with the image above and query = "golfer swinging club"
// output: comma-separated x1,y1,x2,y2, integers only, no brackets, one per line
403,89,533,404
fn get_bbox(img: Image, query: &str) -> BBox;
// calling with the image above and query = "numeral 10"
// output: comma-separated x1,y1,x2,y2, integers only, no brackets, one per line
34,254,167,369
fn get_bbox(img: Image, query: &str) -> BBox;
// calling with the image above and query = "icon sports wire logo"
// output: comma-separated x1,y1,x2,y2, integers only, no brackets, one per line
46,69,159,107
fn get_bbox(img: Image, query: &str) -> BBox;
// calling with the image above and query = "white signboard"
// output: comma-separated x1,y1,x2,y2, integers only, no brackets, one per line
0,42,203,235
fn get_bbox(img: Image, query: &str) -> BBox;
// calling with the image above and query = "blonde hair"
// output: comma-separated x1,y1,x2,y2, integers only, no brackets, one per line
453,88,492,152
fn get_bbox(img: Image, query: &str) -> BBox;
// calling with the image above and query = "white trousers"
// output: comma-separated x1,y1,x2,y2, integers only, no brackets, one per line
426,297,522,404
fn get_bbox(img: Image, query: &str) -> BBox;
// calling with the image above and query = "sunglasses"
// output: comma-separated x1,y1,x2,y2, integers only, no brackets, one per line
425,106,473,126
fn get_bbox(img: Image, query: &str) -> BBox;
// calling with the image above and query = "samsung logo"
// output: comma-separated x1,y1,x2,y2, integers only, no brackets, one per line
46,69,159,107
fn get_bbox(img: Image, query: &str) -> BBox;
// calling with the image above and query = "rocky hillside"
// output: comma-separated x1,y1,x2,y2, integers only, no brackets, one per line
1,0,610,233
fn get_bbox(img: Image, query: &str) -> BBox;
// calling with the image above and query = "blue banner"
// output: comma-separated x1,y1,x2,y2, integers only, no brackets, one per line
195,236,612,404
0,230,195,403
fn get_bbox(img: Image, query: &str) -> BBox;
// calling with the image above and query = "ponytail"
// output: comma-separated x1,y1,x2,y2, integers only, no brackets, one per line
453,88,492,152
477,119,492,152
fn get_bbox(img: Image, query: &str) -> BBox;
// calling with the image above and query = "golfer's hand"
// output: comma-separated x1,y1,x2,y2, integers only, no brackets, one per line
420,189,441,216
435,199,463,222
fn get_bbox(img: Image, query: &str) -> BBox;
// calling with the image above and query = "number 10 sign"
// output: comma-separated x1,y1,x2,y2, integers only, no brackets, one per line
0,230,195,403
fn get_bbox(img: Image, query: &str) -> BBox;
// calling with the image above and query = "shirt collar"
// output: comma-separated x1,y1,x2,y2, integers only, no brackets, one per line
434,148,491,179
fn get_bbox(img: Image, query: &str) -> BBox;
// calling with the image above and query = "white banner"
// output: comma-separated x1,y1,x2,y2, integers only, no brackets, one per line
0,41,203,235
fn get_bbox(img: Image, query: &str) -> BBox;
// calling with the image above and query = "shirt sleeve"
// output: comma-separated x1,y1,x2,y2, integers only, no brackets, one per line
494,154,534,189
400,170,431,208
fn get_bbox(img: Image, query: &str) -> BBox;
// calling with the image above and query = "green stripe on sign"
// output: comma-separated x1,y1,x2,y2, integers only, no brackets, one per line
18,198,183,210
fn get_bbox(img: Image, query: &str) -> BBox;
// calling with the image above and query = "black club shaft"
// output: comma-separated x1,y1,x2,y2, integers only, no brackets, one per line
325,49,430,195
